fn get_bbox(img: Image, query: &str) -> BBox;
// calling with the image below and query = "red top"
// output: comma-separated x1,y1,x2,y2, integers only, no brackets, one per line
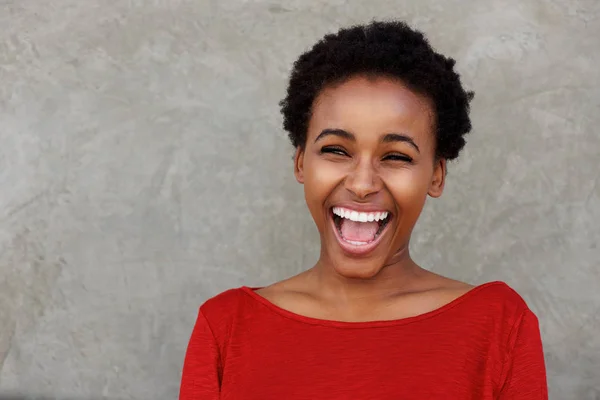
179,281,548,399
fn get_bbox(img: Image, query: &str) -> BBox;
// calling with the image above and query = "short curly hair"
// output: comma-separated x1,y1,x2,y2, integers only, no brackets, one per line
279,20,474,161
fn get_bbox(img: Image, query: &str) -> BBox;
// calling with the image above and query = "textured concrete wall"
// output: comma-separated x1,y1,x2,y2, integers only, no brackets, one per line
0,0,598,399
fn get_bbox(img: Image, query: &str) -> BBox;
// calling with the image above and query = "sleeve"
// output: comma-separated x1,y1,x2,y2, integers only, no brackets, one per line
179,309,221,400
498,309,548,400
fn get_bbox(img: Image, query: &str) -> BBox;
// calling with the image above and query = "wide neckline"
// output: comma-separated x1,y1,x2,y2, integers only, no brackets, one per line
240,281,505,328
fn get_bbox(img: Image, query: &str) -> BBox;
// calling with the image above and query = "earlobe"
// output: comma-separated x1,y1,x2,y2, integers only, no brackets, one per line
294,147,305,184
428,158,446,198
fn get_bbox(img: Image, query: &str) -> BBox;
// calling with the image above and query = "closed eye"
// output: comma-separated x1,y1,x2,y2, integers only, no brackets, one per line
383,154,413,162
320,146,349,156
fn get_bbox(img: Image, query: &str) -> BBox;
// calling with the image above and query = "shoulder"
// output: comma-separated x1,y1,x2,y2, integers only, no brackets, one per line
197,287,254,337
472,281,531,312
200,287,250,319
463,280,539,334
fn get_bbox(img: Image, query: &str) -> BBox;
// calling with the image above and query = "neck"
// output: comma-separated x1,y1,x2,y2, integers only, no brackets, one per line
308,245,425,303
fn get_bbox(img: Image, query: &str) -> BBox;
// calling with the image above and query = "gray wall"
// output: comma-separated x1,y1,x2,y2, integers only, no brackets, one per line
1,0,598,399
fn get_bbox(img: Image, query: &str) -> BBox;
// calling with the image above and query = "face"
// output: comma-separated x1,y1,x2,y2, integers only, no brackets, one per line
294,75,446,279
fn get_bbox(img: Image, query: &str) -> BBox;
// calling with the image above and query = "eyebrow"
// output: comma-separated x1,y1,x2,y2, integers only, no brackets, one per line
314,128,420,153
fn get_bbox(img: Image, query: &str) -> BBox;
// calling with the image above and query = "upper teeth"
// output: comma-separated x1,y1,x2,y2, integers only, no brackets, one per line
332,207,389,222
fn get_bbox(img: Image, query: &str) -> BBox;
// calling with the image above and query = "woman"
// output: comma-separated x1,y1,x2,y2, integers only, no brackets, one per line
179,20,548,399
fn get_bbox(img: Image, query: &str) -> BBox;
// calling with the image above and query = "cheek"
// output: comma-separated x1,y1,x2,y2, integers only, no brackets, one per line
302,157,339,219
386,169,431,208
303,156,343,194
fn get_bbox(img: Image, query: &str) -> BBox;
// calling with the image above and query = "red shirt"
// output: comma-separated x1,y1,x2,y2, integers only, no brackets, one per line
179,281,548,399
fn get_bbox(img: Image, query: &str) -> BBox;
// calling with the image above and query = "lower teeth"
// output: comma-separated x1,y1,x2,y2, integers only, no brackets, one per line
346,239,370,246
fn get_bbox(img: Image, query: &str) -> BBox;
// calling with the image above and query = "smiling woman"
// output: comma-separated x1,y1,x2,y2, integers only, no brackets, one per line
179,20,548,399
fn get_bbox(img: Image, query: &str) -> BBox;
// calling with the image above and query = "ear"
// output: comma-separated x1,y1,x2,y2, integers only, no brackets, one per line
428,158,446,198
293,147,305,184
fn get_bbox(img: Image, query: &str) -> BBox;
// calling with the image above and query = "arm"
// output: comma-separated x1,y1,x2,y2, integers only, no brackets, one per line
179,309,221,400
498,309,548,399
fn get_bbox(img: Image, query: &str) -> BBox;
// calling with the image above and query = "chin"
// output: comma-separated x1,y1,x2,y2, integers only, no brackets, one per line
330,255,389,280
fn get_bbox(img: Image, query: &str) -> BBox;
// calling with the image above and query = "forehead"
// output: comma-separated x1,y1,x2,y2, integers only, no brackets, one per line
309,76,436,143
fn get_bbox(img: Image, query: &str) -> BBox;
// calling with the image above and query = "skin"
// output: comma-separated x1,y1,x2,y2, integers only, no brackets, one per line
257,75,473,323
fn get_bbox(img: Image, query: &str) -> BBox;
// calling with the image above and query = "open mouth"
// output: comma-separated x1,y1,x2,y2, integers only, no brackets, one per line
330,207,392,251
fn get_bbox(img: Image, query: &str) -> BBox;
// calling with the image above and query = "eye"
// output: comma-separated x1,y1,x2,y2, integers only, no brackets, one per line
383,153,413,163
320,146,349,157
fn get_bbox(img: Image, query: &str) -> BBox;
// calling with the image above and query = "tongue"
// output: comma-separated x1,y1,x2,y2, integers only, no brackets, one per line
340,219,379,242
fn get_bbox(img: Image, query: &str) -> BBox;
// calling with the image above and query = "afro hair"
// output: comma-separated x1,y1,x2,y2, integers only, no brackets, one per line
279,20,474,161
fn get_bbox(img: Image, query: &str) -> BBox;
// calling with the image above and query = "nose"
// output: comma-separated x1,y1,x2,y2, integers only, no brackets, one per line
344,159,383,199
